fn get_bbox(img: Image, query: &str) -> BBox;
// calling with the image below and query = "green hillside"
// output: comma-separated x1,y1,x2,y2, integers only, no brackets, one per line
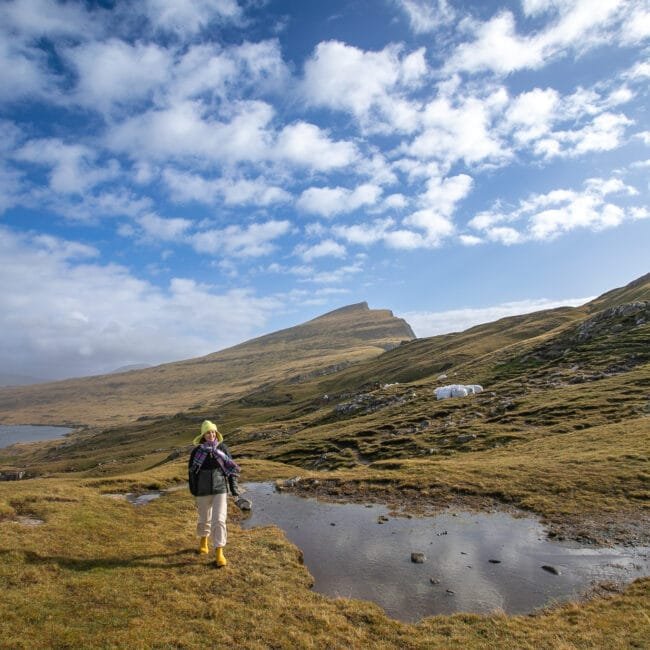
0,302,414,428
1,273,649,649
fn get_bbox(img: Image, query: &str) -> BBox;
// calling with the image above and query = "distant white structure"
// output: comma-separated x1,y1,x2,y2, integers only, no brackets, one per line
435,384,483,400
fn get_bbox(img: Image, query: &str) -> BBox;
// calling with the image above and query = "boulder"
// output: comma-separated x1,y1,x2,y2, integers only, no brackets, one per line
435,384,483,400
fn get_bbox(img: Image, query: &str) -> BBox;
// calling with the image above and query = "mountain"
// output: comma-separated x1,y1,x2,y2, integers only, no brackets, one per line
0,373,47,387
109,364,153,374
585,271,650,312
236,272,649,468
0,302,415,427
1,275,647,650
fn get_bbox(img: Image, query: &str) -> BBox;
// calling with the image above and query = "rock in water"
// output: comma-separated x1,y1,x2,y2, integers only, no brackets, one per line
411,552,426,563
235,496,252,511
541,565,560,575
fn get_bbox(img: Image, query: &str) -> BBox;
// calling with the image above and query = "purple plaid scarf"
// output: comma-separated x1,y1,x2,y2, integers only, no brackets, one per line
191,441,241,476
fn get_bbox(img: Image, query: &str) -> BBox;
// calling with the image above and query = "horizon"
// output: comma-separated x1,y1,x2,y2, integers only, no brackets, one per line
3,282,629,385
1,0,649,380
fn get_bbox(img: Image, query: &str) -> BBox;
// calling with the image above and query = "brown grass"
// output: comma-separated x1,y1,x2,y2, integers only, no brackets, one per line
1,469,648,649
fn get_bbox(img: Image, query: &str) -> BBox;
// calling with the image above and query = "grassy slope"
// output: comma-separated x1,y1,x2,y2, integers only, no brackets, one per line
0,275,649,648
0,302,414,427
1,467,648,649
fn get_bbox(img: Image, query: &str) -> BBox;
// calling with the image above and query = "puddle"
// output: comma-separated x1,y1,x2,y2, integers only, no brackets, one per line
239,482,650,622
101,483,188,506
103,492,162,506
14,515,45,526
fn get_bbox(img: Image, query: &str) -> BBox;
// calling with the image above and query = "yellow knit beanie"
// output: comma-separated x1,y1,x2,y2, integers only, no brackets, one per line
193,420,223,445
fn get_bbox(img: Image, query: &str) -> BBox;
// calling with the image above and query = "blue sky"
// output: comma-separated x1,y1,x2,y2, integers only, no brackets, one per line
1,0,649,381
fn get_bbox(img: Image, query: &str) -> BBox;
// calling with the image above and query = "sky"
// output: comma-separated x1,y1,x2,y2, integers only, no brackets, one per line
0,0,649,381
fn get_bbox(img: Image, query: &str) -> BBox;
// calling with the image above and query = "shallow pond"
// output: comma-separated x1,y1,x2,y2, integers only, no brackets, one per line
239,482,649,622
0,424,73,449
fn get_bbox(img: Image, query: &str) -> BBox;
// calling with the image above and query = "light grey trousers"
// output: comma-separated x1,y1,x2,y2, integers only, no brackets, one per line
195,493,227,548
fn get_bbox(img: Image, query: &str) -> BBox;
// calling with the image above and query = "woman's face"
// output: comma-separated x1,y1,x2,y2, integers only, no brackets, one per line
203,430,217,443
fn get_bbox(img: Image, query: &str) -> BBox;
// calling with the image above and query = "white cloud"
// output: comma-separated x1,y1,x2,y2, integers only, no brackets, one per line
409,93,508,165
468,176,642,242
275,121,358,170
419,174,473,214
332,217,440,251
47,190,154,222
297,183,382,217
505,87,560,144
303,40,425,133
1,0,100,39
0,30,54,101
621,5,650,42
630,207,650,220
383,229,427,249
66,39,172,113
0,224,280,379
447,1,631,76
559,112,632,156
627,61,650,79
15,138,120,194
447,12,543,74
333,218,395,245
144,0,242,35
169,40,288,103
136,213,193,241
108,100,356,172
306,262,364,284
393,0,455,33
190,220,290,257
403,208,454,245
486,226,523,245
162,168,291,206
459,234,483,246
107,99,274,163
401,295,593,338
295,239,346,262
636,131,650,145
384,193,407,209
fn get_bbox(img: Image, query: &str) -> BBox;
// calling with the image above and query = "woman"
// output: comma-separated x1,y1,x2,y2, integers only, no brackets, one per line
188,420,241,566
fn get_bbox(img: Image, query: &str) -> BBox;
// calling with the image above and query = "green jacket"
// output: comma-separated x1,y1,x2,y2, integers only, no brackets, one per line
188,443,240,497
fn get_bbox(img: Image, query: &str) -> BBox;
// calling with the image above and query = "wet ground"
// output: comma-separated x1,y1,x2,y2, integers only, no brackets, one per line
239,482,650,622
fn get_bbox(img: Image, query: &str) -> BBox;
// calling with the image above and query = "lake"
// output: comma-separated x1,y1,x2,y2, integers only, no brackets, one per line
0,424,74,449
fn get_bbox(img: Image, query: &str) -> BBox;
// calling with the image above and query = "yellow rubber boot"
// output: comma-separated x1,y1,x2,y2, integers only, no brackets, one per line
215,546,227,567
199,536,209,554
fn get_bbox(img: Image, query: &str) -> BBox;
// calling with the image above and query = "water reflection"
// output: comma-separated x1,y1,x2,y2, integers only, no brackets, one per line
239,482,649,622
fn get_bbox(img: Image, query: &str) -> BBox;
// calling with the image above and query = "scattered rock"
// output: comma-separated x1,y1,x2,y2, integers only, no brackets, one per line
541,565,561,575
446,589,455,595
377,515,389,524
0,470,25,481
430,578,440,584
411,552,426,564
488,559,501,564
14,515,44,526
